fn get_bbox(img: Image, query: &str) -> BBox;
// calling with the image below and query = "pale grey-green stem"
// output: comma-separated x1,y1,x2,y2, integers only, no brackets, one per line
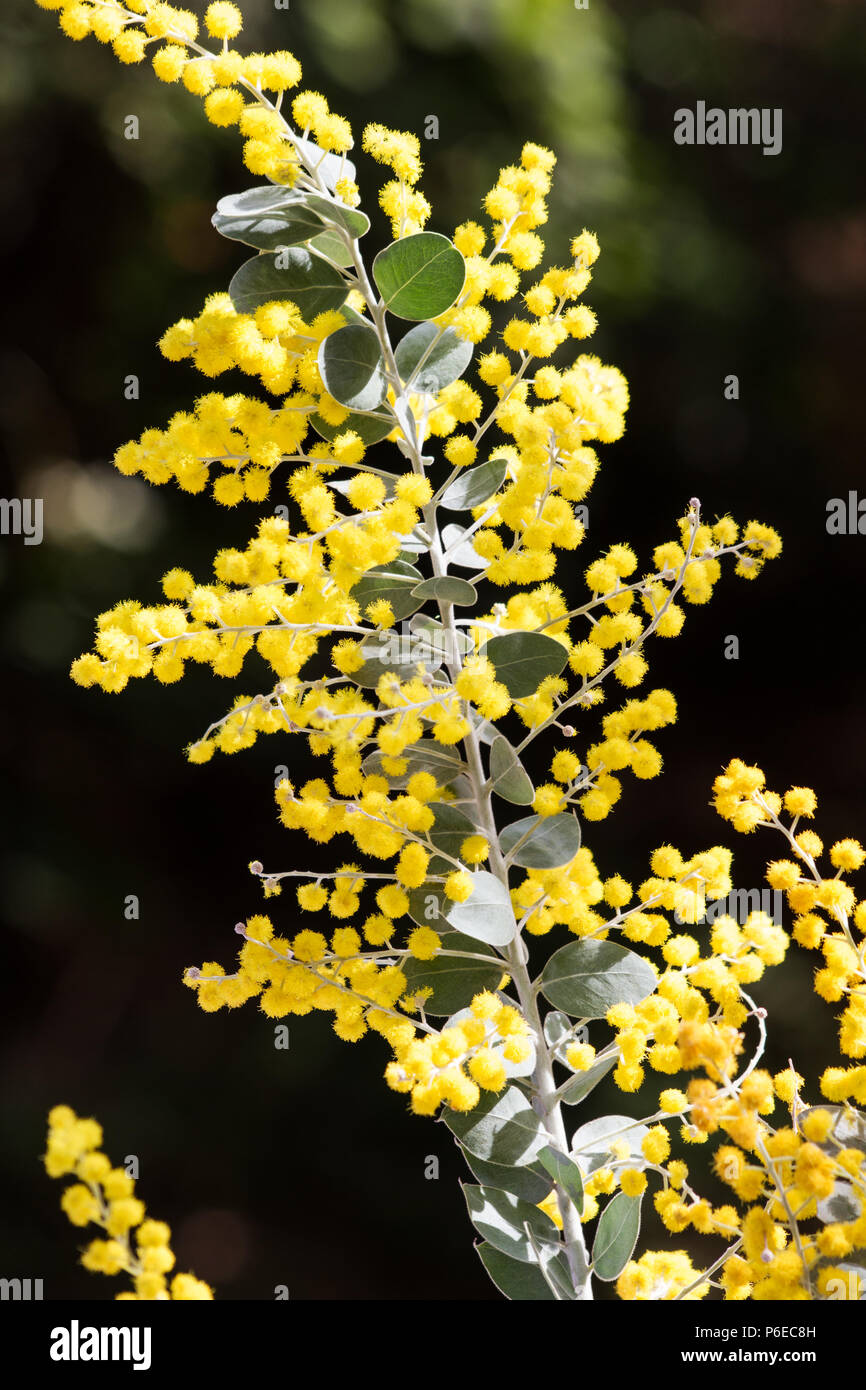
334,218,594,1298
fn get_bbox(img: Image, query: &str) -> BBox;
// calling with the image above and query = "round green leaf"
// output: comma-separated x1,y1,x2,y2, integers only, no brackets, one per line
490,736,535,806
309,228,354,267
427,803,478,874
443,870,517,947
396,523,433,554
217,185,298,217
346,634,442,688
305,192,370,240
411,575,477,606
539,939,657,1019
338,302,370,328
559,1055,618,1106
477,1242,574,1301
463,1184,559,1264
480,631,569,698
543,1010,574,1052
441,457,509,511
542,1012,619,1103
798,1106,866,1155
407,883,449,928
818,1181,861,1225
229,248,348,318
571,1114,650,1175
373,232,466,320
463,1151,552,1205
309,409,393,447
441,522,487,570
318,324,387,412
350,561,423,623
500,813,581,869
410,613,473,662
401,931,502,1015
213,186,325,251
394,322,473,394
444,1085,548,1167
538,1145,585,1214
592,1193,642,1282
362,739,464,788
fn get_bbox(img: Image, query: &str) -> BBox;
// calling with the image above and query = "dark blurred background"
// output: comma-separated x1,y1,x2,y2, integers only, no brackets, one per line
1,0,865,1300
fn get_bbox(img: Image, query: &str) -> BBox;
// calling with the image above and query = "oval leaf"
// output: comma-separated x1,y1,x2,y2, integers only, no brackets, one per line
501,813,580,868
444,1085,548,1167
362,739,464,788
560,1054,618,1106
818,1181,861,1225
305,192,370,240
347,636,442,688
338,303,370,328
410,614,472,663
571,1114,650,1175
407,883,449,928
798,1106,866,1155
427,802,478,874
480,631,568,698
212,187,325,251
441,522,487,571
373,232,466,320
401,931,502,1016
441,457,509,511
229,248,348,318
543,1010,574,1051
310,409,393,447
411,575,477,606
539,939,657,1019
490,736,535,806
477,1242,574,1301
464,1184,559,1264
395,523,432,554
538,1145,585,1214
308,227,354,267
217,185,301,217
318,324,387,412
463,1151,552,1205
443,870,517,947
394,322,473,394
592,1193,642,1281
350,561,423,623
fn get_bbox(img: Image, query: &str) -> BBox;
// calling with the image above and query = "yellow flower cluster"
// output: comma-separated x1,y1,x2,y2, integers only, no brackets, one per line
38,0,332,186
715,759,866,1104
616,1250,708,1300
45,1106,214,1299
184,915,528,1115
363,124,429,238
695,1086,866,1300
384,990,532,1116
161,293,337,396
627,935,866,1300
